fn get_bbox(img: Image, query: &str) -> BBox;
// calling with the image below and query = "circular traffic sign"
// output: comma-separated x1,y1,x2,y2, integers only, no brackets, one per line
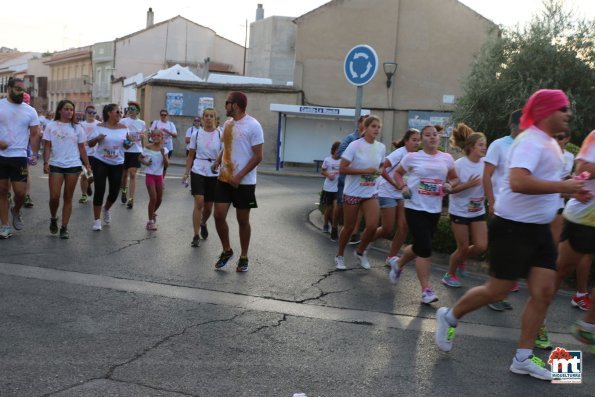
343,44,379,86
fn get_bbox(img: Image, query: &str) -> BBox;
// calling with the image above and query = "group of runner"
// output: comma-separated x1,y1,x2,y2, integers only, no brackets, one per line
319,88,594,380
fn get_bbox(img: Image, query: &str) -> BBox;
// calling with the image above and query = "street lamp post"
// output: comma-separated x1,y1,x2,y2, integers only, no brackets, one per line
383,62,398,88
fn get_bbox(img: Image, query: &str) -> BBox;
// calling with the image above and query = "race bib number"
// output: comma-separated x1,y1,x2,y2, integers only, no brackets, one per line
103,146,118,159
418,178,442,196
467,196,485,213
359,174,377,187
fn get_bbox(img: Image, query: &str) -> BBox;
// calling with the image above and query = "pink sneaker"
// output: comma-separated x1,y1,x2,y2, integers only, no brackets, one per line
511,281,520,292
571,294,592,311
146,220,157,231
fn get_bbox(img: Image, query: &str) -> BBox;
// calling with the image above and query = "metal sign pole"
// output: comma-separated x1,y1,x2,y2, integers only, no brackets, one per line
354,86,363,129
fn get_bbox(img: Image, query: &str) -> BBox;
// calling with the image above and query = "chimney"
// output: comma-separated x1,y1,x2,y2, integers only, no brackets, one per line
147,8,154,28
255,4,264,21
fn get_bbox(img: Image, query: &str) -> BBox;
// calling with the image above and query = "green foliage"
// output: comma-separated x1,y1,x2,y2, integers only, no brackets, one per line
453,0,595,146
565,142,580,156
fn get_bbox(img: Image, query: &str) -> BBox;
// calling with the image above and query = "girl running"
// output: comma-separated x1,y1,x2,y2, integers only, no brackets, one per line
320,141,341,239
389,125,459,304
442,125,488,288
375,128,421,267
42,100,92,239
334,115,386,270
140,130,169,230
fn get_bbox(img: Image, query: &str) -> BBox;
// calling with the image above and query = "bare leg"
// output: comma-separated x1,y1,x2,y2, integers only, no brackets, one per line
214,202,232,251
236,208,252,257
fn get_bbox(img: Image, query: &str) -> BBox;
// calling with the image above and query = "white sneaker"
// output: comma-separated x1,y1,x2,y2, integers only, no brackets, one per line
102,208,111,225
92,219,102,231
334,255,346,270
354,250,370,269
510,355,552,381
421,287,438,304
435,307,456,352
385,255,399,268
388,257,403,284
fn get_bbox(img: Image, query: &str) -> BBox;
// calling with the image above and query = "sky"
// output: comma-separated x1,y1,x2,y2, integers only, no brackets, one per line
1,0,594,53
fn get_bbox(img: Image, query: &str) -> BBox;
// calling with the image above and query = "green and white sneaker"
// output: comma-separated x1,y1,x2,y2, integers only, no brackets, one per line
535,325,552,350
510,355,551,381
435,307,456,352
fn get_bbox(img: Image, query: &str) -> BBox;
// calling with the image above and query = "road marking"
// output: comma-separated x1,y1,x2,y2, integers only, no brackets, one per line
0,262,579,347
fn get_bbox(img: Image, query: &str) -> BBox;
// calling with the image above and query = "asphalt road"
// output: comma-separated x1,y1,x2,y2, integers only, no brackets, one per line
0,164,592,396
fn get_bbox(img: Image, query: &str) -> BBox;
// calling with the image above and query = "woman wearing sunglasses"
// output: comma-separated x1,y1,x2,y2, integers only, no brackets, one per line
78,105,100,203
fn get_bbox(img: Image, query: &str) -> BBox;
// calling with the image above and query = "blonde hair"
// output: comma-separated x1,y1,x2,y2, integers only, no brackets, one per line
450,123,474,150
463,132,486,155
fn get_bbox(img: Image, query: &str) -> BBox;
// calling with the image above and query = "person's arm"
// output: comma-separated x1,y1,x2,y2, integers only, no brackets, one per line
161,148,169,169
442,168,460,194
483,162,497,214
339,158,377,176
576,159,595,177
229,144,263,188
380,158,399,188
450,173,479,194
28,125,41,164
78,143,91,171
42,139,51,174
509,167,585,194
184,149,195,180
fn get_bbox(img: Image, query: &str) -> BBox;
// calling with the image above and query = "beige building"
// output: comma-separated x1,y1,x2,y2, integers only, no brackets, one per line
293,0,497,145
44,46,93,113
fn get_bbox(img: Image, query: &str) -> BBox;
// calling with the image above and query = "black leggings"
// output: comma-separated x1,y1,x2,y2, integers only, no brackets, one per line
91,157,123,207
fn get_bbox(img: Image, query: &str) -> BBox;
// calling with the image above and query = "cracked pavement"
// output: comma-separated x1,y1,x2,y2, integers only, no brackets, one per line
1,167,593,396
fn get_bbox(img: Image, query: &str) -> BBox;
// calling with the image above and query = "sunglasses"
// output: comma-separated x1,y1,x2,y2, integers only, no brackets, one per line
558,106,570,113
12,86,26,93
128,107,138,111
86,110,97,115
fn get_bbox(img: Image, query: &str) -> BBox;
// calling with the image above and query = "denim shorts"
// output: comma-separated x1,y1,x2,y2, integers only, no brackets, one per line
379,196,402,209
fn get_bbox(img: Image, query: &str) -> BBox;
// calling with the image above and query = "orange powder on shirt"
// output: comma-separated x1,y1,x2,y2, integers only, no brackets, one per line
219,121,234,182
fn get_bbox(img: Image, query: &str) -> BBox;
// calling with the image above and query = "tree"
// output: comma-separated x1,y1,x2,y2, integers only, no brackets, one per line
453,0,595,144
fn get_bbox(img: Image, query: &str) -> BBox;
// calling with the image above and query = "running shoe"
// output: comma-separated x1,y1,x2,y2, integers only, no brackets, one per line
330,227,338,242
534,325,552,350
146,220,157,231
385,256,399,268
457,262,468,277
127,198,134,209
572,320,595,346
236,256,249,272
49,218,59,235
334,255,346,270
11,207,23,230
92,219,102,231
348,233,361,245
79,194,88,204
215,250,234,270
0,224,13,239
388,258,403,284
353,250,370,269
23,195,33,208
435,307,456,352
322,224,330,233
200,223,208,239
120,188,128,204
191,235,200,247
488,300,512,311
59,226,69,239
441,273,462,288
511,281,520,292
571,294,592,311
421,287,439,304
509,355,551,381
102,208,111,225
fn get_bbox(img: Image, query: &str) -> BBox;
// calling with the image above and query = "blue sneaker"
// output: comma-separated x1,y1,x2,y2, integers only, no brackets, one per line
215,250,234,270
441,273,462,288
236,256,249,272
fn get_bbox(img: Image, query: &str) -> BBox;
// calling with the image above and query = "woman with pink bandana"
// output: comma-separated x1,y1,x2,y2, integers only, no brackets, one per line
434,89,588,381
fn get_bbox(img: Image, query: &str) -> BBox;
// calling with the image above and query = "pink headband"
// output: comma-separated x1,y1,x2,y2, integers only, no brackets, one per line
520,89,569,130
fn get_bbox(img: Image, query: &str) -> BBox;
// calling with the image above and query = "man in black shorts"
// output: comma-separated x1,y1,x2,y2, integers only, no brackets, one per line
434,89,587,380
0,77,40,238
212,92,264,272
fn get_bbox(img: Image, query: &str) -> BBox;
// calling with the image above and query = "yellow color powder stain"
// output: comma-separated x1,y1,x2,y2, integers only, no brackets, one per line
219,121,234,182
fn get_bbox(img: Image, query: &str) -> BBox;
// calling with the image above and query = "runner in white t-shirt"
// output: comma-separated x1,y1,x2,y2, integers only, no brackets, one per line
42,100,92,239
87,104,133,231
374,129,420,268
140,129,169,231
213,92,264,272
150,110,177,178
320,141,341,239
389,125,458,305
334,115,386,271
183,108,223,247
0,77,40,238
120,101,146,209
435,89,588,381
78,106,100,203
442,127,488,288
185,117,201,156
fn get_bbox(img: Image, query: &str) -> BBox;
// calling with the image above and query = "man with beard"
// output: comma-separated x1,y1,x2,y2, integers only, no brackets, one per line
434,89,587,380
212,91,263,272
0,78,40,238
